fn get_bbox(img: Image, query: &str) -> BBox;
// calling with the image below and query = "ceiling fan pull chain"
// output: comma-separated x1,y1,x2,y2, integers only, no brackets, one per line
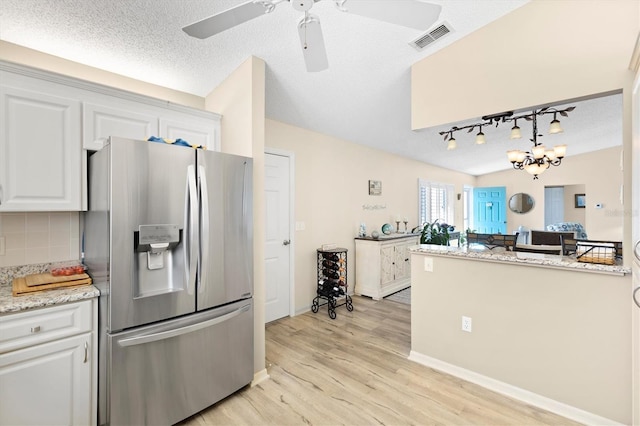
303,11,308,49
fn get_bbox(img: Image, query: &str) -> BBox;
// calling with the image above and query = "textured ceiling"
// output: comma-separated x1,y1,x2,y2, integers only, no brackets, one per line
0,0,622,175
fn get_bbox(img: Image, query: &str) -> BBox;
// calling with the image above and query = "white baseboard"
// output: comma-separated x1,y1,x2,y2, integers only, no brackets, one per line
250,368,269,387
408,350,623,426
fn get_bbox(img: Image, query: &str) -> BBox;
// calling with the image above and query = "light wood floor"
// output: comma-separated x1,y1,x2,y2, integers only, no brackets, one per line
180,296,580,425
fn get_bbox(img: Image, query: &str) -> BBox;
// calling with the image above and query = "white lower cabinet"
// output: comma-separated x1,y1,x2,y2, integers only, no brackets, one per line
355,235,418,300
0,299,97,425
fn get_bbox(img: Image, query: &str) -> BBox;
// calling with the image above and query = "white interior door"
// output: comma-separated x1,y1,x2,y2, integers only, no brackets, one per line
631,64,640,426
264,152,292,323
544,186,564,228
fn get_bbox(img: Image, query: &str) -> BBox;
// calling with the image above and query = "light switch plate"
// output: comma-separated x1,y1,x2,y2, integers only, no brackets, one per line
424,257,433,272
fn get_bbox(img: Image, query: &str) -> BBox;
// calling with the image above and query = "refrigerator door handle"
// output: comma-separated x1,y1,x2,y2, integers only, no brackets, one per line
186,164,198,295
199,165,210,293
117,304,251,347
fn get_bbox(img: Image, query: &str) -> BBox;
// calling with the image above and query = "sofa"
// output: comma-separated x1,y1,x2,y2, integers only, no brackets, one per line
546,222,588,239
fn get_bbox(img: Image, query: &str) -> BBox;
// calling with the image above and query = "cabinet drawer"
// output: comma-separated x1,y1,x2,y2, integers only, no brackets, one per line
0,300,93,353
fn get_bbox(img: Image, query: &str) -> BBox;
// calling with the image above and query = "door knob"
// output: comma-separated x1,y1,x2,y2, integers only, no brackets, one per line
283,239,291,246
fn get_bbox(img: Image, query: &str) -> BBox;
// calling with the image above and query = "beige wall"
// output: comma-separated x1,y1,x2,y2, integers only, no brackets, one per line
411,0,638,129
477,147,623,240
205,56,268,376
412,0,639,264
265,119,475,312
411,252,632,424
563,184,586,225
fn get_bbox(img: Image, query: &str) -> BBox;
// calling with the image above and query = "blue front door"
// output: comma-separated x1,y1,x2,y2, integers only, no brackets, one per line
473,187,507,234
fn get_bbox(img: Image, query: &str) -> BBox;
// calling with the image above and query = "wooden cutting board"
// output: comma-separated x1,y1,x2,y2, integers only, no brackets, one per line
24,272,90,287
12,273,92,296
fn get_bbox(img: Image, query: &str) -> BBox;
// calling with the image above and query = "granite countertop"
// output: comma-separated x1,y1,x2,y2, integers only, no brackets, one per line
412,244,632,276
0,263,100,315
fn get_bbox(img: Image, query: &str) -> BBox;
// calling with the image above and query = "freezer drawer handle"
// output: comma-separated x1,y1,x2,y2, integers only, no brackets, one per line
117,304,251,348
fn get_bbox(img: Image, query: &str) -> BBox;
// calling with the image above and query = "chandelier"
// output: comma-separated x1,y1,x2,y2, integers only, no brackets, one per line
439,106,575,179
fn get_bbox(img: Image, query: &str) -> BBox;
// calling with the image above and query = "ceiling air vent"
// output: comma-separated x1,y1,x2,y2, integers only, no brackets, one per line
410,22,453,51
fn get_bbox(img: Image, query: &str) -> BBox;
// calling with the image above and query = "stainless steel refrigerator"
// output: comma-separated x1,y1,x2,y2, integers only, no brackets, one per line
84,137,253,425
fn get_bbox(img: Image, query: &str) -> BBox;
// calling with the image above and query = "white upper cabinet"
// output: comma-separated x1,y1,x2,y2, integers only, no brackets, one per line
160,115,218,150
0,85,82,211
83,102,157,151
0,60,221,212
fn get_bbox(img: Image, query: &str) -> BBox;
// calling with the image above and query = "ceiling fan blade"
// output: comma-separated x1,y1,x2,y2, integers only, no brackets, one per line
298,14,328,72
183,1,267,39
338,0,441,31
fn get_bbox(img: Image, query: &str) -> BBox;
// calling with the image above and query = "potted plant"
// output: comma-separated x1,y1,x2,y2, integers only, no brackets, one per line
420,219,451,246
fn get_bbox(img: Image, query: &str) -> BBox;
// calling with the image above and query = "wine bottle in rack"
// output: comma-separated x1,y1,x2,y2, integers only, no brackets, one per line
322,260,339,270
323,253,339,262
323,269,340,280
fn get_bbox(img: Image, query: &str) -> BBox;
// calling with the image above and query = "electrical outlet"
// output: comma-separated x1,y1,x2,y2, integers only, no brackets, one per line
461,316,472,332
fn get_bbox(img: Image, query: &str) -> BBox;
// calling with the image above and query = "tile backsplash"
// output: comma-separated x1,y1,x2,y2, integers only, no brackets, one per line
0,212,80,267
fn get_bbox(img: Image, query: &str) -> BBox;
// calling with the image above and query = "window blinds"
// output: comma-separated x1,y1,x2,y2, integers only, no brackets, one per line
418,179,454,226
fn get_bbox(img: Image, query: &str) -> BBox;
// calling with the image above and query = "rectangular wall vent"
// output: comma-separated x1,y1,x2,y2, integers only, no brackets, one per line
410,22,453,51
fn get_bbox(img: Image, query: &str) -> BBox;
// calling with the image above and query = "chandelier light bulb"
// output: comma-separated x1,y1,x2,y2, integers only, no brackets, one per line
475,127,486,145
532,145,546,159
545,150,557,160
553,144,567,158
507,150,520,163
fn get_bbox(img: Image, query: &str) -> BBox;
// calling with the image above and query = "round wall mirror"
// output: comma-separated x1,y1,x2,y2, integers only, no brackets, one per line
509,193,535,214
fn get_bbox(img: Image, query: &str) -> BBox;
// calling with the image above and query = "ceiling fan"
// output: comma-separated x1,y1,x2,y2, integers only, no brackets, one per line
182,0,441,72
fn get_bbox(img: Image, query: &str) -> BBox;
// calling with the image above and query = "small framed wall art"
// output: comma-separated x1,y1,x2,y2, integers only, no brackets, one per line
369,180,382,196
574,193,586,208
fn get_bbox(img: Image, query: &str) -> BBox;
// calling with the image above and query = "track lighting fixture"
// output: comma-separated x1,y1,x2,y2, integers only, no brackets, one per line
548,112,563,134
439,105,575,179
510,119,521,139
475,126,486,145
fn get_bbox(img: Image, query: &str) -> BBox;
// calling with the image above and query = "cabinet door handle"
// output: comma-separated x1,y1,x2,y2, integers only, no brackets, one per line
30,326,41,333
634,240,640,262
0,184,3,205
83,341,89,363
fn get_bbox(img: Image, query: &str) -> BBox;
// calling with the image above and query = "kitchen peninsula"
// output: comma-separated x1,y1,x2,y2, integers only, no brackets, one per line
409,245,632,425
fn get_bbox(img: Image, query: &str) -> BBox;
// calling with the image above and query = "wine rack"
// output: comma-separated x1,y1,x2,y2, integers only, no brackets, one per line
312,248,353,319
